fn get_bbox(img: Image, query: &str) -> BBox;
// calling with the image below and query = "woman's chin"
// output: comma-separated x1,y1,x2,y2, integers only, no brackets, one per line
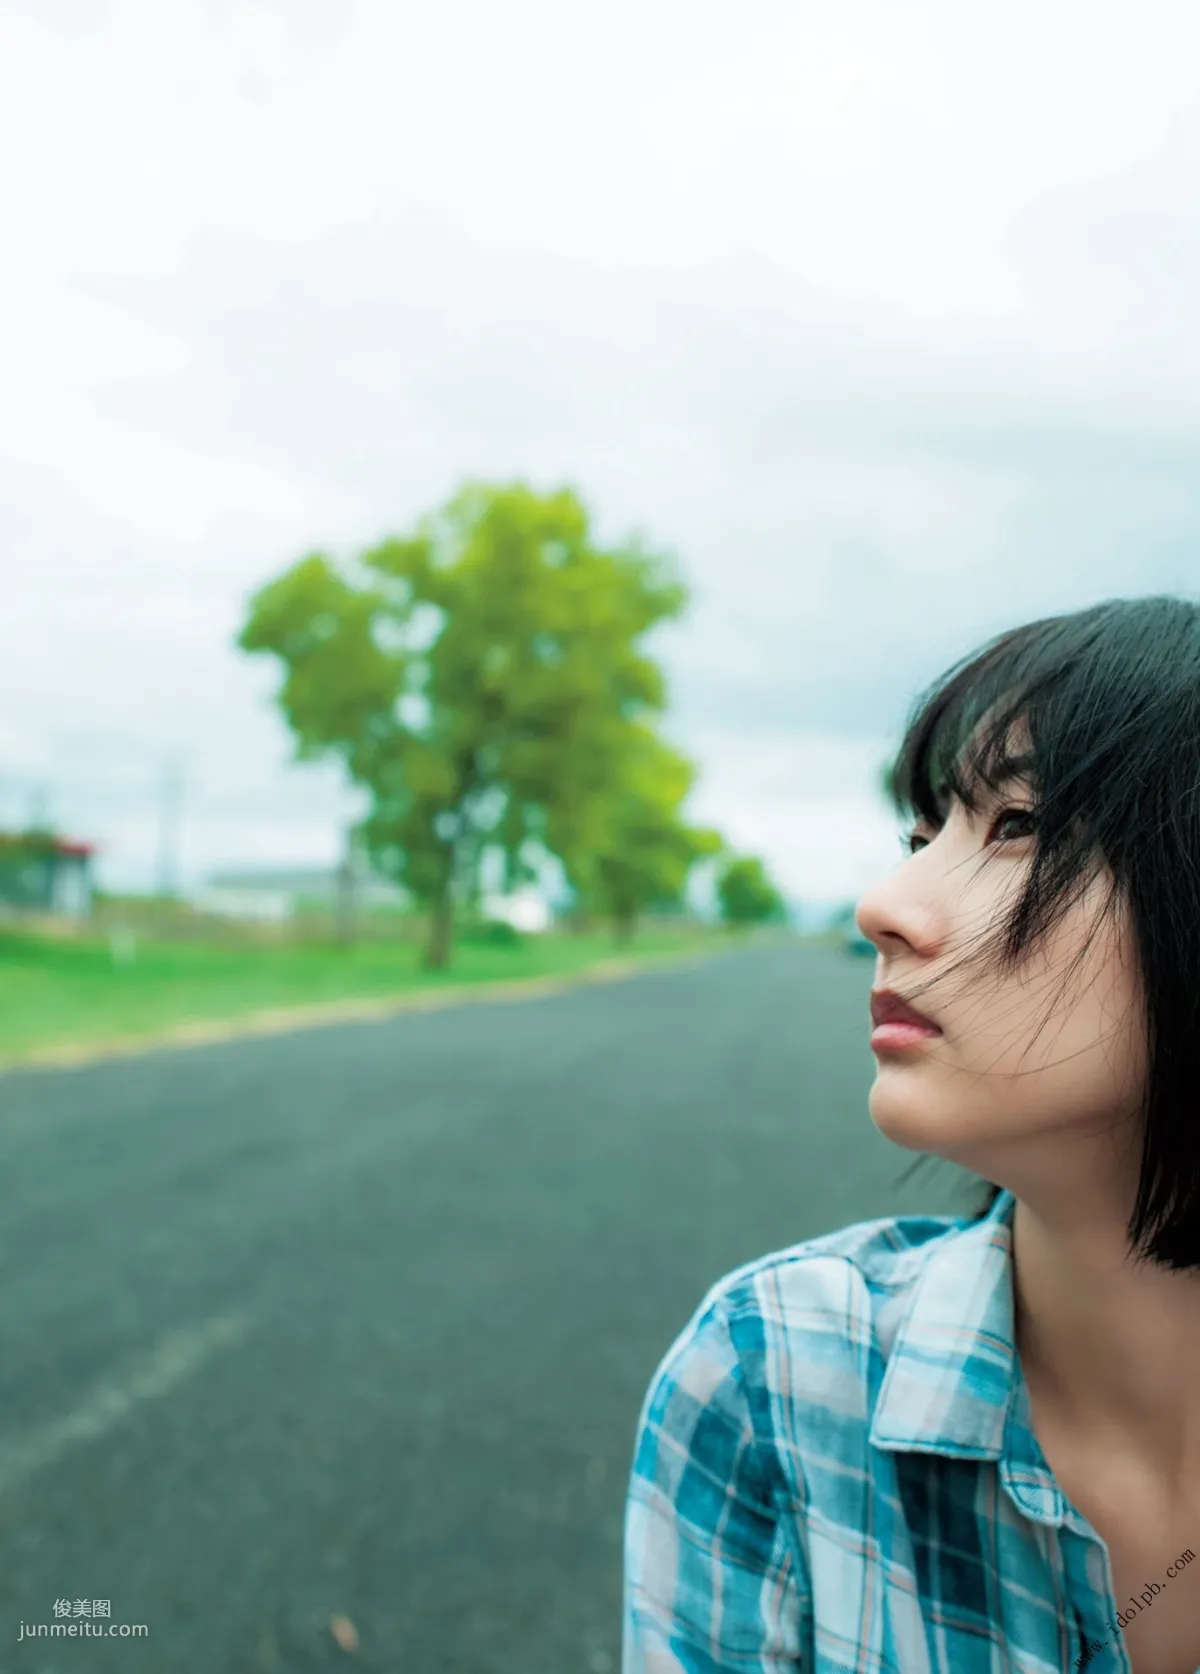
868,1083,952,1153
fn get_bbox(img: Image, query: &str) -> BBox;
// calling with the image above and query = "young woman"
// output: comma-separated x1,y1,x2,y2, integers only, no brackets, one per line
622,594,1200,1674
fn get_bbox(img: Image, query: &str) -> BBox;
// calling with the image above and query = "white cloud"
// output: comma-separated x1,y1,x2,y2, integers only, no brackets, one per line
682,730,900,900
5,0,1200,896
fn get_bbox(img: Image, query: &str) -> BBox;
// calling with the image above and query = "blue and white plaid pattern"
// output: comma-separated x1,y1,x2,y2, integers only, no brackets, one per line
622,1188,1165,1673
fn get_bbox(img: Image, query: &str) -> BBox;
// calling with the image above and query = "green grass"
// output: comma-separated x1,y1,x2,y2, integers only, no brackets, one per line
0,923,741,1062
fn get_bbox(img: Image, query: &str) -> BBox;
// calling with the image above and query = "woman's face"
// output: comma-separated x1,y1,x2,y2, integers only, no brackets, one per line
854,765,1147,1202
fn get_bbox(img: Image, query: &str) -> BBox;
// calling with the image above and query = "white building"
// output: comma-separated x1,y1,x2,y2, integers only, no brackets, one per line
192,862,408,922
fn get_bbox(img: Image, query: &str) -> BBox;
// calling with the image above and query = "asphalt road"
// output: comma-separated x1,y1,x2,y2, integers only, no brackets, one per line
0,939,981,1674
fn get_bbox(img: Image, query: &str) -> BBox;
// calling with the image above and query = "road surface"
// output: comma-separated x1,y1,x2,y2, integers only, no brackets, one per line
0,940,978,1673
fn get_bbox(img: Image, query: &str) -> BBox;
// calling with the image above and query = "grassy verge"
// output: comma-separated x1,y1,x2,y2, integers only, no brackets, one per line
0,922,751,1065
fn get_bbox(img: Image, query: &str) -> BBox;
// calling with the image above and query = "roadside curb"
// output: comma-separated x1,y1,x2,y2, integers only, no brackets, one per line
0,941,735,1078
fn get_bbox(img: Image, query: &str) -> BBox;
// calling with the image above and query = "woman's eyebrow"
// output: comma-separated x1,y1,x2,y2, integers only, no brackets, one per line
992,753,1037,790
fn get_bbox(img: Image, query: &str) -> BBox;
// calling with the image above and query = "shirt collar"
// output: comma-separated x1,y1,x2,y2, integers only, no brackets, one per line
868,1187,1070,1525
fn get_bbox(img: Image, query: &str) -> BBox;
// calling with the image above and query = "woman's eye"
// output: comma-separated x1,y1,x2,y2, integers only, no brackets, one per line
899,806,1035,857
992,806,1037,842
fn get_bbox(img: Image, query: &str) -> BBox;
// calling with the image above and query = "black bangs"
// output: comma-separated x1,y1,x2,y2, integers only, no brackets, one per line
889,608,1087,833
882,593,1200,1271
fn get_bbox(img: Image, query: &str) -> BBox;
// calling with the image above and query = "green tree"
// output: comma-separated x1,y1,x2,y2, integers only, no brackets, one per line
236,480,689,968
716,854,788,927
560,724,723,943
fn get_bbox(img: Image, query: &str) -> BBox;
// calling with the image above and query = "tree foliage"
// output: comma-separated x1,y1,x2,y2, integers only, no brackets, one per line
716,854,788,927
236,480,720,965
562,724,724,940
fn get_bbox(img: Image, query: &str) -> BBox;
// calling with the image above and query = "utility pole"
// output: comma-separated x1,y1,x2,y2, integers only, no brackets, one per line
156,754,185,904
334,821,358,947
27,783,51,831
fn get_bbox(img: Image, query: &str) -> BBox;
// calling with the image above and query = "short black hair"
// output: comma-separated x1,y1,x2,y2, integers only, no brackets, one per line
882,594,1200,1271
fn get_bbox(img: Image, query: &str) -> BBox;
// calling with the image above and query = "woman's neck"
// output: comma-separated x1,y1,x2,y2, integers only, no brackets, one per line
1011,1192,1200,1493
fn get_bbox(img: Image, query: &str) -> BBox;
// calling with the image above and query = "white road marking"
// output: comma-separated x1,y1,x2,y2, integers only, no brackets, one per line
0,1310,254,1496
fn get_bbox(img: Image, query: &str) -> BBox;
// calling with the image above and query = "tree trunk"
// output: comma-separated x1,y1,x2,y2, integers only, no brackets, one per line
612,909,637,947
425,879,455,969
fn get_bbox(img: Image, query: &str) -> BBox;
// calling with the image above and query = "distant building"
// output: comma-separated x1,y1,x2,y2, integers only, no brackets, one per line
193,861,409,923
0,832,97,920
194,864,557,930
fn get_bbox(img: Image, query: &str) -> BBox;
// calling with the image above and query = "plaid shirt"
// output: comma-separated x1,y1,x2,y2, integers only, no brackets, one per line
622,1187,1168,1674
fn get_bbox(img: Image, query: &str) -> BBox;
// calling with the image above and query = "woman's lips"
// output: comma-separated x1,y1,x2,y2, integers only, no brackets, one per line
869,989,942,1031
870,1020,942,1051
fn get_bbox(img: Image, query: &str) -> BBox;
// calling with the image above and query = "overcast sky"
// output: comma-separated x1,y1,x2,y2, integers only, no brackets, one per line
5,0,1200,906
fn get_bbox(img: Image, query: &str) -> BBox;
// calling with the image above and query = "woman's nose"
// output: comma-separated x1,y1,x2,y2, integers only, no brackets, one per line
854,875,936,959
